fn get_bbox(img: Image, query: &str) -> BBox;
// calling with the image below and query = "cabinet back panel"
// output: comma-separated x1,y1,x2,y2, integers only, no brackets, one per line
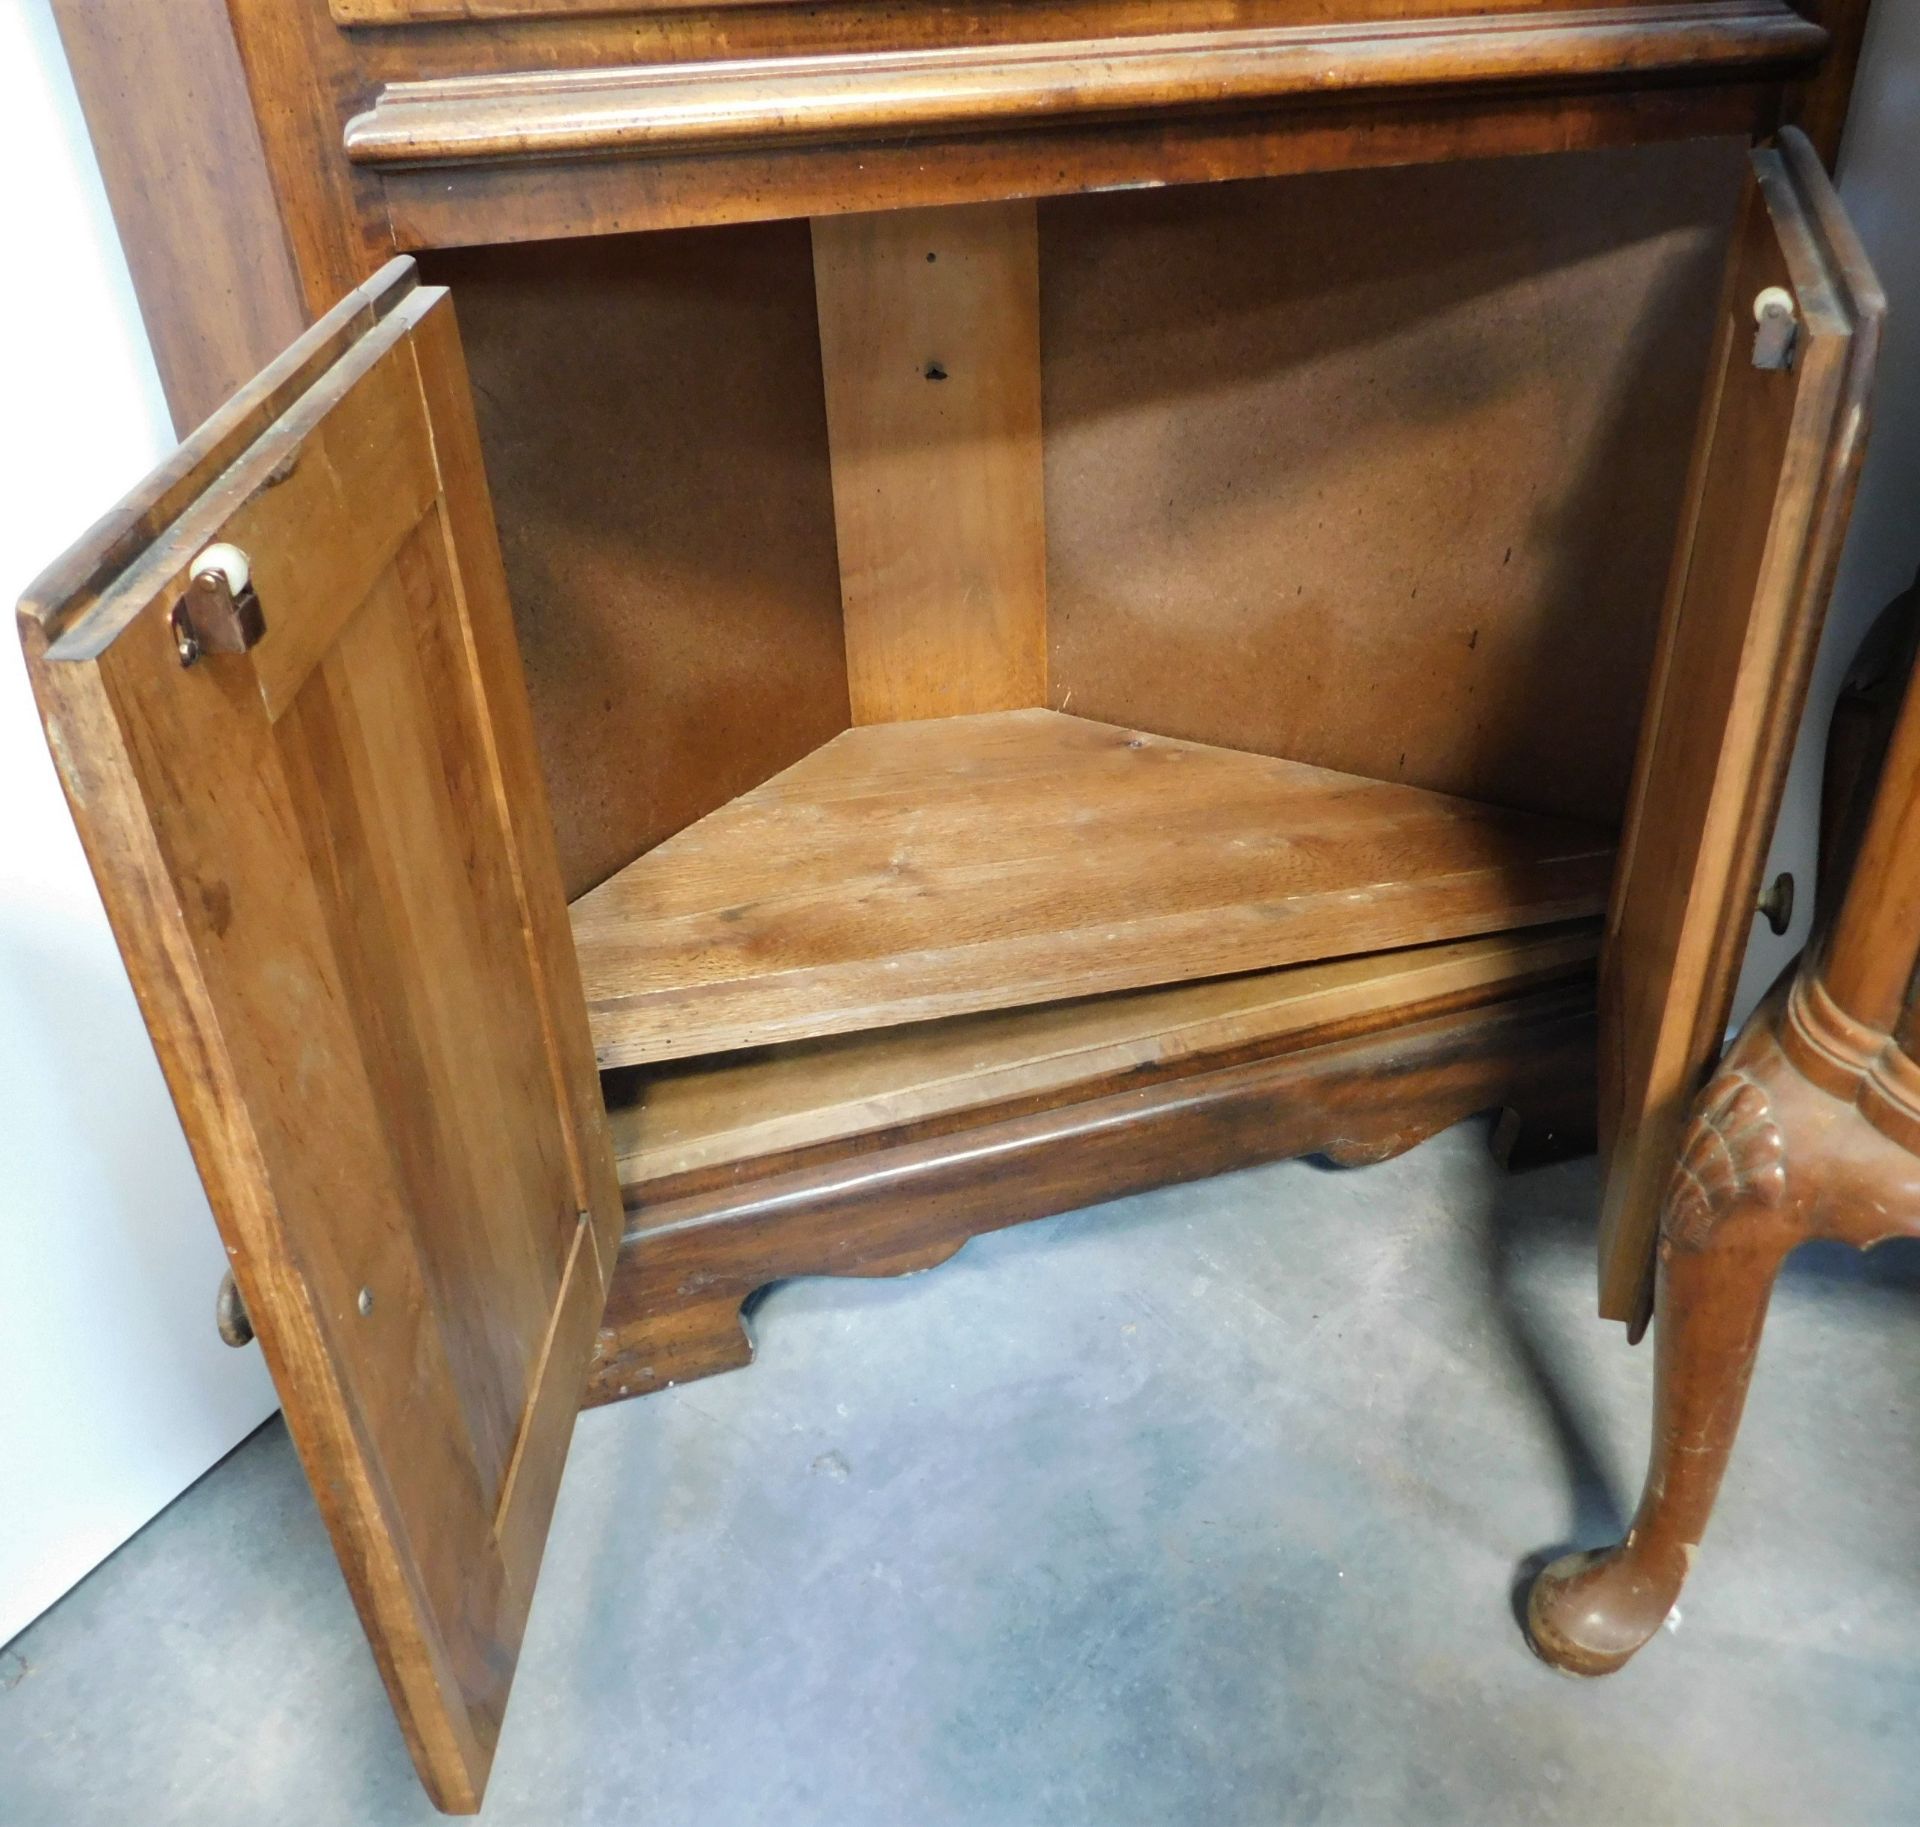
422,222,848,899
1040,139,1746,827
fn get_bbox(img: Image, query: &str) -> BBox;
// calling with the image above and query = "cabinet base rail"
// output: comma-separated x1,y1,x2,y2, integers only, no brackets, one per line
587,975,1597,1405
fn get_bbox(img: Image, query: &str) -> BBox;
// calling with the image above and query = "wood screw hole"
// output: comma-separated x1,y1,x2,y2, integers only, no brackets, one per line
924,362,948,382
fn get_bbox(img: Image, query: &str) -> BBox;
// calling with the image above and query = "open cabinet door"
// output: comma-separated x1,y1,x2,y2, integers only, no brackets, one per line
1597,129,1882,1327
16,259,624,1813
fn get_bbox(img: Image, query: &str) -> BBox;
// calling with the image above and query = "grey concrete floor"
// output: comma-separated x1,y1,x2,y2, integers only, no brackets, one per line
6,1122,1920,1826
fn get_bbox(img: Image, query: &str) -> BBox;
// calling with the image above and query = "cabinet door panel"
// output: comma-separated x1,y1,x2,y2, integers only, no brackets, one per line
16,259,622,1814
1597,129,1882,1324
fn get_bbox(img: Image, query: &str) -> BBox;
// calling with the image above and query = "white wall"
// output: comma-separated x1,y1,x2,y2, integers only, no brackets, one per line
0,1,277,1648
0,0,1914,1648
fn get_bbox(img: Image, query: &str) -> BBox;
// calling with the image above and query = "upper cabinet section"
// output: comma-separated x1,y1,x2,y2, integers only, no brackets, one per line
54,0,1862,436
330,1,1830,243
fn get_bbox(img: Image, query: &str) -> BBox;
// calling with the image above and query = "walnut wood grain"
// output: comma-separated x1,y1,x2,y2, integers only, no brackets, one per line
226,0,396,317
589,969,1598,1401
813,202,1048,724
1825,596,1920,1038
28,4,1887,1814
1594,128,1883,1325
1528,702,1920,1673
374,82,1785,249
17,265,623,1815
342,6,1822,170
51,0,1841,428
325,0,1826,52
607,924,1601,1190
569,708,1614,1067
47,0,310,434
330,0,1693,22
1790,0,1876,167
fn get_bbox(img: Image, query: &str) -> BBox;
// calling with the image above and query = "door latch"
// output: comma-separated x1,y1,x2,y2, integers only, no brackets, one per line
171,542,265,667
1751,285,1799,373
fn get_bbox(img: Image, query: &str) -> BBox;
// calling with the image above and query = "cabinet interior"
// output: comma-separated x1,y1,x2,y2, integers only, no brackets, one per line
420,137,1747,1196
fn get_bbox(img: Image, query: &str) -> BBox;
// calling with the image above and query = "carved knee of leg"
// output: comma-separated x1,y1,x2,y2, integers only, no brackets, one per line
1662,1069,1790,1254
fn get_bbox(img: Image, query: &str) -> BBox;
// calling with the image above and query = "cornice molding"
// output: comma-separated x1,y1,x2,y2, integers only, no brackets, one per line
344,3,1823,170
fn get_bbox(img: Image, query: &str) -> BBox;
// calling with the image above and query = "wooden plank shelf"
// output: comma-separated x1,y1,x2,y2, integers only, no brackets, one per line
570,708,1614,1068
604,923,1602,1196
343,4,1821,171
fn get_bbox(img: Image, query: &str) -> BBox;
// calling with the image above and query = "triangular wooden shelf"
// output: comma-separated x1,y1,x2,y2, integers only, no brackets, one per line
571,709,1613,1068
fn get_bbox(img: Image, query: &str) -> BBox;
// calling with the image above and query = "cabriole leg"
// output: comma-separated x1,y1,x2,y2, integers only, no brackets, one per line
1528,1220,1788,1673
1528,1066,1796,1674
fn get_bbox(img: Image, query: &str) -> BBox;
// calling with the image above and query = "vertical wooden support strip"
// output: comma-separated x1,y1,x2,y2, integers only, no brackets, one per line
52,0,310,433
812,202,1048,723
1789,0,1877,169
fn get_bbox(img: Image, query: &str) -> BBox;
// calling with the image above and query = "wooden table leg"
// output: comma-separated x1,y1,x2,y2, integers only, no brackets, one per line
1528,1153,1793,1674
1528,971,1920,1673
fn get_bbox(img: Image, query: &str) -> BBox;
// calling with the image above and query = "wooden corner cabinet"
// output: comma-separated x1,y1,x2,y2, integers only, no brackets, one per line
27,0,1881,1811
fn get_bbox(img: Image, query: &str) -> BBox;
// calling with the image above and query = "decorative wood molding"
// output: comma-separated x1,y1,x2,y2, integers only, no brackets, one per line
1782,967,1883,1089
1859,1045,1920,1155
1783,972,1920,1154
333,0,794,17
344,4,1823,171
1661,1069,1787,1250
587,979,1597,1403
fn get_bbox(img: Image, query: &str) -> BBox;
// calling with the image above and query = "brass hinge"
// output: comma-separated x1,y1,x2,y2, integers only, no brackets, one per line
171,543,265,667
